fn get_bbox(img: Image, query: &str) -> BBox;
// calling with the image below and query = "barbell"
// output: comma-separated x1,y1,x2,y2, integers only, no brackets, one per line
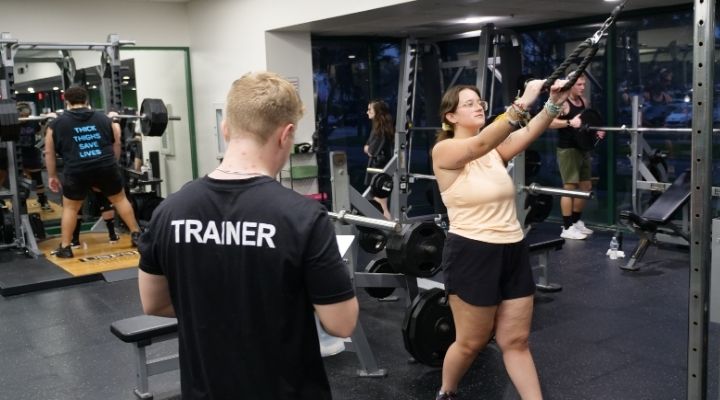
523,183,594,199
0,98,180,141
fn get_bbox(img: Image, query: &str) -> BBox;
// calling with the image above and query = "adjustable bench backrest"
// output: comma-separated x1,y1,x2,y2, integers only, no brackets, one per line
642,170,691,224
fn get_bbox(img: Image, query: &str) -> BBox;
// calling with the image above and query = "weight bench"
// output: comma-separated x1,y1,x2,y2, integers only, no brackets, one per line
110,315,179,399
619,171,691,271
528,238,565,292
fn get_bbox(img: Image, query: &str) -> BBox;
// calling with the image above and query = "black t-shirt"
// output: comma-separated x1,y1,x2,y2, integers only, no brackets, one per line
138,175,355,400
557,97,586,149
18,121,40,148
49,108,117,173
365,131,392,167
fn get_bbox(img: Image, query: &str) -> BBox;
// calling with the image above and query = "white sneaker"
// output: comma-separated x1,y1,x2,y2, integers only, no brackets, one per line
560,226,587,240
573,220,594,235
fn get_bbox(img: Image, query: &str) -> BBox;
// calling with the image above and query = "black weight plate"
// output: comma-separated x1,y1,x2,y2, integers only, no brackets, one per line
363,258,396,299
387,221,445,277
523,193,553,226
370,173,393,199
140,99,169,137
402,288,455,367
358,229,387,254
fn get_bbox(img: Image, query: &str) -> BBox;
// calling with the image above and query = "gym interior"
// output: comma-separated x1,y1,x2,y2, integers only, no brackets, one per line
0,0,719,399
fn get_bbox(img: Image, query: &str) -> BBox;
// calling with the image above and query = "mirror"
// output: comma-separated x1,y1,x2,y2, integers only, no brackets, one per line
10,47,195,227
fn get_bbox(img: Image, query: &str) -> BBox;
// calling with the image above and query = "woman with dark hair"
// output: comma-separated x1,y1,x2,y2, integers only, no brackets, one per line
432,79,572,400
363,99,394,220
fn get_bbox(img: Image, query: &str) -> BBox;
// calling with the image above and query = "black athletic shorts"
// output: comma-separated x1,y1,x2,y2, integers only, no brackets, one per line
20,147,42,170
62,165,124,201
441,233,536,306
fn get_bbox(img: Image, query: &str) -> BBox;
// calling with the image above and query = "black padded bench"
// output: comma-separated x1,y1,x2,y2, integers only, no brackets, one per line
528,237,565,292
619,171,691,271
110,315,179,399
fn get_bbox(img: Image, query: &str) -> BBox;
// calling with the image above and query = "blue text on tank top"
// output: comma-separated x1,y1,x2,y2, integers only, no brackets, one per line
72,125,103,158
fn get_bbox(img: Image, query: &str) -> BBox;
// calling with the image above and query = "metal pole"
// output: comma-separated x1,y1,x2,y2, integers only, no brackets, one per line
630,95,640,213
688,1,714,399
476,24,492,100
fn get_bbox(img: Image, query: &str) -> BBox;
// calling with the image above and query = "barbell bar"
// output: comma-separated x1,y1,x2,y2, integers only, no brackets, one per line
328,210,402,233
523,183,594,199
3,98,179,138
588,125,720,133
17,113,181,123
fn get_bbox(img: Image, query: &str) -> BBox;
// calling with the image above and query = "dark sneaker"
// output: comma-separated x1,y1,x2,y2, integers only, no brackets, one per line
109,232,120,243
70,238,81,248
131,231,141,247
51,245,73,258
436,391,457,400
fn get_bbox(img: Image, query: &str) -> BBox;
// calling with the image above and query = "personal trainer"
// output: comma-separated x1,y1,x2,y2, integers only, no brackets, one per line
45,85,141,258
137,71,358,399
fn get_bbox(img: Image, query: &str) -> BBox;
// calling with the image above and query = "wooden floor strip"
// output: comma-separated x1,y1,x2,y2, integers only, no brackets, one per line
38,232,139,276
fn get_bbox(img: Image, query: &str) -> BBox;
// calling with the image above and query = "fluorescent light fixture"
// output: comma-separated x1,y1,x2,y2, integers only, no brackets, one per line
86,81,90,85
457,16,499,24
91,85,97,89
122,75,130,80
52,86,59,91
348,54,356,59
27,87,34,93
131,87,136,91
14,90,18,95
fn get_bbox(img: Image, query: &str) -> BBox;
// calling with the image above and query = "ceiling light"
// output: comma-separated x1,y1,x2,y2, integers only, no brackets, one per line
348,54,356,59
131,87,136,91
27,87,34,93
52,87,59,91
91,85,97,89
122,76,130,80
86,81,90,85
458,16,498,24
14,90,18,95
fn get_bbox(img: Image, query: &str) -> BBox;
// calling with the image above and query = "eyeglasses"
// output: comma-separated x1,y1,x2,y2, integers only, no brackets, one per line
458,100,488,111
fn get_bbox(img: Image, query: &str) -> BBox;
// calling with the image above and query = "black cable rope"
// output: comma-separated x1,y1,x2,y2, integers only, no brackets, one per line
541,0,628,91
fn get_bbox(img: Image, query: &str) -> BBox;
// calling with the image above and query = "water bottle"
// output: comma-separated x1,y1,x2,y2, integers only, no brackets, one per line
609,236,619,260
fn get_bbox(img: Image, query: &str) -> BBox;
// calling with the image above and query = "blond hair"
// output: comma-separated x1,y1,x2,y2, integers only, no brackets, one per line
225,72,304,143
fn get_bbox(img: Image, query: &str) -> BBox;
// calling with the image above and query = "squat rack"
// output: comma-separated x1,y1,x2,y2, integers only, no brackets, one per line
0,32,134,257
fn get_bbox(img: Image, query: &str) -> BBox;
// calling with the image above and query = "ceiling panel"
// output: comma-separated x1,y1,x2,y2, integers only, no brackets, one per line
277,0,692,37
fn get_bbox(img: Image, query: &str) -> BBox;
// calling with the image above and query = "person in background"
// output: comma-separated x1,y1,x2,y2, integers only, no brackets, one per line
45,85,141,258
432,79,572,400
17,105,51,211
363,99,394,220
548,74,605,240
138,71,358,400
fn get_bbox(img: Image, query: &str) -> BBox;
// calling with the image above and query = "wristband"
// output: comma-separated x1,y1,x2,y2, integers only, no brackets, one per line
544,99,562,118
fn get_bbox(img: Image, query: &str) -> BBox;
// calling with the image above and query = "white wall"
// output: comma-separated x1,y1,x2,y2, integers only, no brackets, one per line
123,50,193,195
186,0,414,176
2,0,414,191
0,0,190,45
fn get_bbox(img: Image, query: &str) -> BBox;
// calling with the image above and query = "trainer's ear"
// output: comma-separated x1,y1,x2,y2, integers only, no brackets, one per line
279,123,295,147
220,119,230,142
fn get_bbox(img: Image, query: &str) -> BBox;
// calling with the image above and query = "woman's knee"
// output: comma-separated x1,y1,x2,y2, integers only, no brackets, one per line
495,332,530,352
454,336,490,356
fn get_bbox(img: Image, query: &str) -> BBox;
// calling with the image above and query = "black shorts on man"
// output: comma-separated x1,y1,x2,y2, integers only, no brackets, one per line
62,165,124,201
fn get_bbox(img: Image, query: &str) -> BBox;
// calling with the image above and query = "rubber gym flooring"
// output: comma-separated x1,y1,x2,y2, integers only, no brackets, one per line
0,222,718,400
